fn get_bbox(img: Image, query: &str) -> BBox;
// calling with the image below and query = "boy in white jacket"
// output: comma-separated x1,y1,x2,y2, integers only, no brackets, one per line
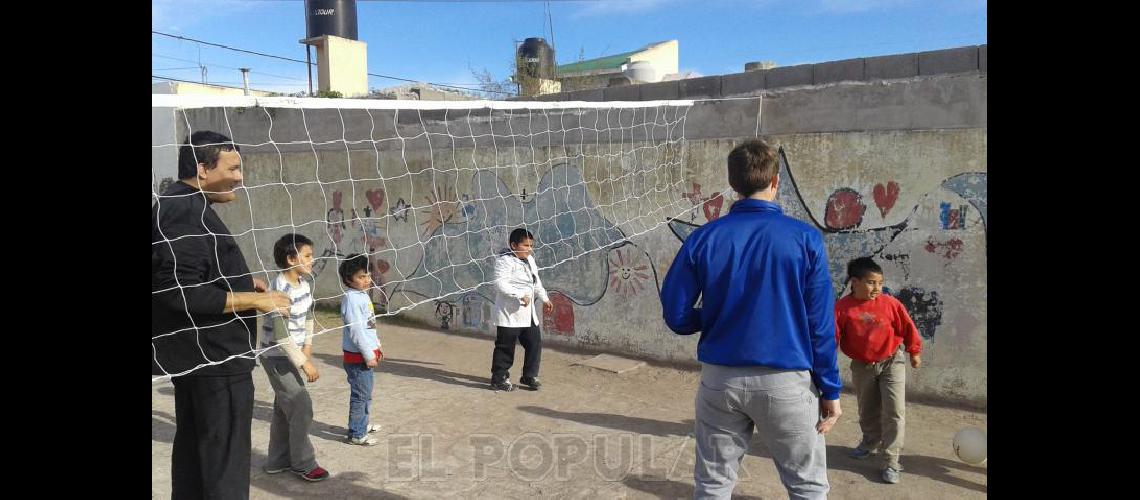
490,228,553,392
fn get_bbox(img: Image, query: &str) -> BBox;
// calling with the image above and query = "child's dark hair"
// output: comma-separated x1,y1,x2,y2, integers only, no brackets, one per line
272,233,313,269
509,227,534,246
338,253,370,285
846,256,883,282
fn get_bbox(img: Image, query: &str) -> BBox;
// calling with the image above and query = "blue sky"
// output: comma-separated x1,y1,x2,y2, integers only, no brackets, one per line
152,0,986,95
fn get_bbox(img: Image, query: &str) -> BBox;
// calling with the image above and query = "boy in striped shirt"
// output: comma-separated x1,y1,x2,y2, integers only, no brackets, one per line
259,233,329,482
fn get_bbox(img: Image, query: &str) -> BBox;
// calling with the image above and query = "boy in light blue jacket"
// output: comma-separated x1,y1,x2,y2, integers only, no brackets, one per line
339,254,382,446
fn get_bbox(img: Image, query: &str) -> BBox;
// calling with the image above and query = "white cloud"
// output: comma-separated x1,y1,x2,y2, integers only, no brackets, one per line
814,0,916,13
573,0,680,18
820,0,916,13
152,0,260,32
945,0,988,13
809,0,985,15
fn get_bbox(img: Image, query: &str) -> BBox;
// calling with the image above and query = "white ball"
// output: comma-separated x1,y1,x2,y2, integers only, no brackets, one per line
953,427,987,465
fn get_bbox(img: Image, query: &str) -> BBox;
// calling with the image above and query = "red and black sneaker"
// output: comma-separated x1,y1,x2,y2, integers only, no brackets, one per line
293,466,330,482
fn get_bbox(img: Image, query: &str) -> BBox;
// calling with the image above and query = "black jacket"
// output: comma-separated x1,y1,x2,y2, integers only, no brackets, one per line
152,181,256,377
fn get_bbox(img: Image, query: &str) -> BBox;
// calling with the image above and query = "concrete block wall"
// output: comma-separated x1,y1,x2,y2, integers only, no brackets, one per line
161,44,987,406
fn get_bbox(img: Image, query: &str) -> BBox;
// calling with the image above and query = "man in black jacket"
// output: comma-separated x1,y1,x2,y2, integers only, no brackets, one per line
152,130,289,500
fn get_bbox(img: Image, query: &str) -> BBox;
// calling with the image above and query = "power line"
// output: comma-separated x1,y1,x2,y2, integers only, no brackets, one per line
154,53,308,82
152,30,515,95
155,52,485,85
152,74,306,90
153,31,312,65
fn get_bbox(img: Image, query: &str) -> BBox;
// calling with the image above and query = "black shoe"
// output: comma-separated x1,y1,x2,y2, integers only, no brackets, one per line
490,380,515,392
520,376,542,390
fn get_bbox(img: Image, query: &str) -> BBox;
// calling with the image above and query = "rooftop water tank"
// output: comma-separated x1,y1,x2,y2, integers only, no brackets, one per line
623,61,656,83
517,37,555,80
306,0,358,40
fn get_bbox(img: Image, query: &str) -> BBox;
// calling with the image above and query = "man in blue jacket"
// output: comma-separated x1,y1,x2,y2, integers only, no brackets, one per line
661,140,842,499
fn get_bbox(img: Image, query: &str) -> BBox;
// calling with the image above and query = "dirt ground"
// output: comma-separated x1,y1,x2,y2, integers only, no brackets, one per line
152,310,987,499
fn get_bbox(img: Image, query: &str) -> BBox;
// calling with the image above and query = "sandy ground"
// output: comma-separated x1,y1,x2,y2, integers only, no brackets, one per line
152,311,987,499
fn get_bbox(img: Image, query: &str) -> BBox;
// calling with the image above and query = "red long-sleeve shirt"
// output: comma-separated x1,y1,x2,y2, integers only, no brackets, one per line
835,293,922,364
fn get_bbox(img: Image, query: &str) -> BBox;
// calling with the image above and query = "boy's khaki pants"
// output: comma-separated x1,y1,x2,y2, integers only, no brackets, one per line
851,347,907,470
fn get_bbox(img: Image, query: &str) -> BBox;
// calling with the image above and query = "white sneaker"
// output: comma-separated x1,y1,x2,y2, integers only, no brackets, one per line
882,467,901,484
349,435,378,446
345,424,381,439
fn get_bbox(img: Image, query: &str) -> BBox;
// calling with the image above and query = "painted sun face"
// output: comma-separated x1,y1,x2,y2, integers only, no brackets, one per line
608,248,650,298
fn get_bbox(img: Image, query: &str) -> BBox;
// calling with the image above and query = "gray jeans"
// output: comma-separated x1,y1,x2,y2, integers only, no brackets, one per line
694,363,829,500
850,347,907,469
262,356,317,473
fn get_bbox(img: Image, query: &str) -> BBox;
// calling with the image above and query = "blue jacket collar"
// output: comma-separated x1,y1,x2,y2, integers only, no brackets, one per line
730,198,783,214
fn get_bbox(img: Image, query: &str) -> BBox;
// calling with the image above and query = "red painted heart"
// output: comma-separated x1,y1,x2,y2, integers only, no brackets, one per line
873,181,900,218
365,189,386,212
703,193,725,221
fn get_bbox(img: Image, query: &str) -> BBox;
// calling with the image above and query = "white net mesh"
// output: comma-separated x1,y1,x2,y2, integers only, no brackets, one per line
152,96,695,382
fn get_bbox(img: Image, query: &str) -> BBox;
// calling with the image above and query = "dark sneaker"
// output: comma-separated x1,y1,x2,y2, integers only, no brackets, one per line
849,447,874,459
294,466,330,482
490,380,515,392
520,376,542,390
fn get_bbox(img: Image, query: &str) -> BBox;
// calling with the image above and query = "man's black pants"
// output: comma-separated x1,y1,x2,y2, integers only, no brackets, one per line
171,372,254,500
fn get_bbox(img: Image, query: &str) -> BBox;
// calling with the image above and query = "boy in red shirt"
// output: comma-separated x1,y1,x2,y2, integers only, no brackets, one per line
835,257,922,485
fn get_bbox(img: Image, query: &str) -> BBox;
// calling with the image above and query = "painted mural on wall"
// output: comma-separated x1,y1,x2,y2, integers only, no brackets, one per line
311,189,395,310
669,148,987,342
292,137,983,365
185,95,985,403
542,292,576,337
680,182,725,223
307,161,663,336
393,163,663,333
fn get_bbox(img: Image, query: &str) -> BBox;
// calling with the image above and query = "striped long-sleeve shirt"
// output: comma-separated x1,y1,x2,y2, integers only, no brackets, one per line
259,273,314,366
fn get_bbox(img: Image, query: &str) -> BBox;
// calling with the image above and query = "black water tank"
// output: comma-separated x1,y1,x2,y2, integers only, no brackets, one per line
516,37,555,80
306,0,358,40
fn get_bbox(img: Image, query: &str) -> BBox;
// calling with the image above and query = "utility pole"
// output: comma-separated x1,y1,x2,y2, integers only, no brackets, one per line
239,68,251,96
